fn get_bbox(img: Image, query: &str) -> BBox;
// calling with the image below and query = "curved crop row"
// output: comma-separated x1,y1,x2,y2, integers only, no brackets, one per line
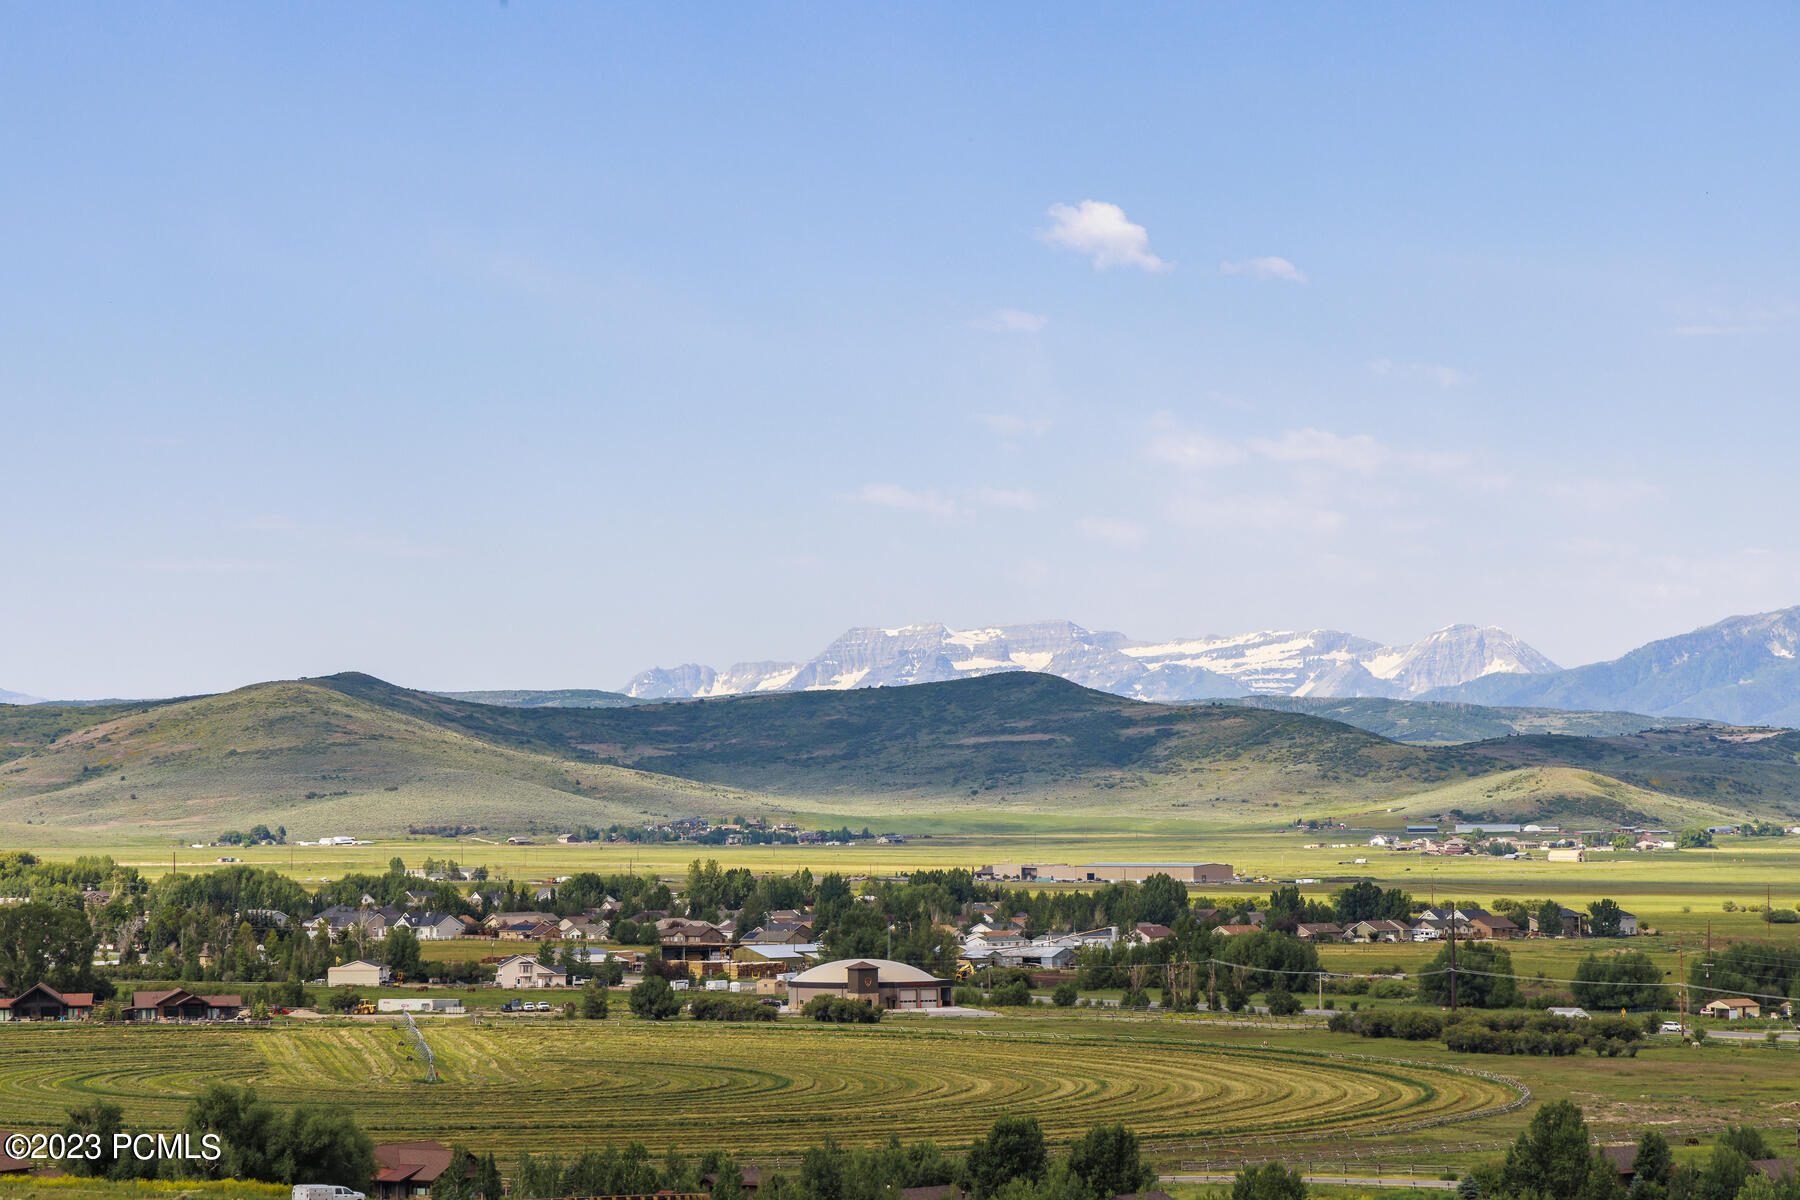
0,1022,1519,1156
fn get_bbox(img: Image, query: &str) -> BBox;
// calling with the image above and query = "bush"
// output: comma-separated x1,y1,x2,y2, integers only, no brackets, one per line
1052,981,1079,1007
689,994,775,1021
990,979,1033,1007
803,996,881,1024
1266,985,1303,1016
954,986,984,1007
628,975,682,1020
1369,979,1413,1000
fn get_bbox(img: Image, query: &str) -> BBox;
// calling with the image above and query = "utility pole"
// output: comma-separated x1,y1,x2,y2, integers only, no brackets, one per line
1678,939,1688,1036
1448,916,1459,1012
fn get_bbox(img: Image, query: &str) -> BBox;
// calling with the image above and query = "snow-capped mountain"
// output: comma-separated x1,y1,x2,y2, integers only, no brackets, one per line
621,621,1557,703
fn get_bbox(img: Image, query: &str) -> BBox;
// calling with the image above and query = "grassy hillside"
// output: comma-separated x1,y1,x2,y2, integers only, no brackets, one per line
433,687,645,708
1227,695,1693,744
0,680,770,838
3,671,1791,838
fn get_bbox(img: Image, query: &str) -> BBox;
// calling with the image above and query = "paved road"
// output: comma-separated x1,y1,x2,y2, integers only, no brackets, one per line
1167,1174,1456,1190
1699,1029,1799,1042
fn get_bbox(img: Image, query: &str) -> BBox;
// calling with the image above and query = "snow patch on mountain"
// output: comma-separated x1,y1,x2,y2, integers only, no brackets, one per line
621,620,1557,703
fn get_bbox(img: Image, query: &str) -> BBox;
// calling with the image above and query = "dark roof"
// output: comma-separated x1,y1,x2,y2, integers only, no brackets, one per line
899,1187,963,1200
373,1141,470,1186
1599,1146,1638,1176
1752,1161,1797,1182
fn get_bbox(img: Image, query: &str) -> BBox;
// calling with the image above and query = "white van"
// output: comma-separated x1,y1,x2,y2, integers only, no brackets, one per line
293,1186,365,1200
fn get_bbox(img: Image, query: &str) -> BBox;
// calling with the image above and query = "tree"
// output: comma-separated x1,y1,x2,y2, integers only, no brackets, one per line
1230,1163,1307,1200
1417,942,1519,1009
61,1100,127,1178
282,1104,377,1189
1265,981,1303,1016
1537,899,1569,937
1136,874,1190,926
384,928,424,980
1630,1130,1673,1200
580,982,610,1019
964,1114,1046,1197
1677,827,1714,849
1588,900,1625,939
1067,1123,1155,1200
1052,981,1079,1007
0,902,101,995
628,975,681,1020
1716,1126,1771,1161
1498,1100,1594,1200
326,986,363,1013
990,979,1032,1007
1572,953,1667,1010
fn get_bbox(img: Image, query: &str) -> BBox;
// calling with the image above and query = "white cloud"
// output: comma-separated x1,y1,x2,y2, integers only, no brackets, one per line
974,487,1042,511
1038,201,1170,272
1368,358,1469,388
977,412,1053,438
1143,415,1247,470
1169,494,1346,534
1250,428,1391,473
1076,516,1148,547
1219,256,1306,283
972,308,1049,334
854,483,960,519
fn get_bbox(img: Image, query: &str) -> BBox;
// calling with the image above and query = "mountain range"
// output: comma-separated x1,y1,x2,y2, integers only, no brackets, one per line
623,620,1558,703
4,670,1793,838
1424,607,1800,727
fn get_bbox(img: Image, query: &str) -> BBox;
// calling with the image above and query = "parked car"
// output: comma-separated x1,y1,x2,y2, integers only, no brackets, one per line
293,1186,365,1200
1660,1021,1684,1034
534,1001,550,1011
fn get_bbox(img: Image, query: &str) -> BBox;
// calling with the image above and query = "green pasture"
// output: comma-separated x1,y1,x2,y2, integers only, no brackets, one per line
1,1011,1796,1170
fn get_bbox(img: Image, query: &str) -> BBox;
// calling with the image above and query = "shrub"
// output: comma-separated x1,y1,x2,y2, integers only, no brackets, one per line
689,993,775,1022
990,979,1033,1007
803,996,881,1024
1052,981,1079,1007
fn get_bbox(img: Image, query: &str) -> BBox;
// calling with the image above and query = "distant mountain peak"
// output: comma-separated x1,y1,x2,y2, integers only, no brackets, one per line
621,619,1556,704
0,685,45,705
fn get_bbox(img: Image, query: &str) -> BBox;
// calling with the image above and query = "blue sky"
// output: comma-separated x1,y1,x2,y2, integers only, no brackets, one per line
4,5,1798,698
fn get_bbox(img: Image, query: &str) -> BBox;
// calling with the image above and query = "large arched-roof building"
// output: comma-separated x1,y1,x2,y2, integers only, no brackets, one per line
786,958,954,1010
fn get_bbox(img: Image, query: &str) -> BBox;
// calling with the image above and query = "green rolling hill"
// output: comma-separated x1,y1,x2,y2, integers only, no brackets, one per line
1224,695,1694,744
2,671,1791,838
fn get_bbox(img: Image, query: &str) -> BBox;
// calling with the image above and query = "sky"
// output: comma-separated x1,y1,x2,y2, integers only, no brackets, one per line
4,5,1799,699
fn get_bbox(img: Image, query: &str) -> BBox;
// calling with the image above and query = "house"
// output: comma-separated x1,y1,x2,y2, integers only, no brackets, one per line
1751,1161,1798,1184
1530,908,1588,938
1295,922,1344,943
1127,922,1174,945
481,911,558,932
495,955,569,989
1,1137,31,1174
1345,919,1411,943
1547,848,1586,863
659,918,733,975
1700,997,1761,1020
1616,910,1640,936
371,1141,477,1200
327,960,392,988
1598,1146,1639,1185
0,983,95,1021
1468,914,1519,940
130,988,242,1021
705,1168,764,1197
397,913,465,941
741,920,814,945
786,959,954,1010
1214,924,1260,938
309,905,390,940
899,1187,963,1200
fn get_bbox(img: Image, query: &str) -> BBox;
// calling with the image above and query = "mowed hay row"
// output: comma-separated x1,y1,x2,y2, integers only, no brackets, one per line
0,1022,1520,1155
